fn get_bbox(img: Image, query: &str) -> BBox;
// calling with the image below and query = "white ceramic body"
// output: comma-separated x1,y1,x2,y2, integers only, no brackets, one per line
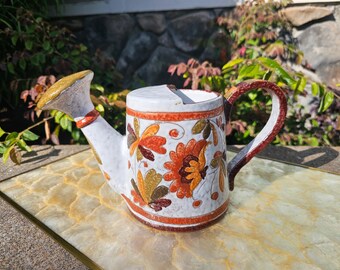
124,85,229,230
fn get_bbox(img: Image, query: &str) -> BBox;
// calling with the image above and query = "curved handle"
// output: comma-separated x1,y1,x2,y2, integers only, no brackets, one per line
224,80,287,191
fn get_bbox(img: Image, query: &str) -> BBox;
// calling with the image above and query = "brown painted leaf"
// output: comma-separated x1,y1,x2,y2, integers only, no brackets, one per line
138,145,155,161
192,119,207,134
219,165,225,192
131,178,142,198
149,198,172,212
10,148,22,165
127,133,137,148
151,186,169,202
203,122,211,139
211,124,218,146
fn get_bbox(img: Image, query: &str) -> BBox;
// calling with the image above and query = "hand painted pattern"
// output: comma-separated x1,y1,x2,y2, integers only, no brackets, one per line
127,117,166,161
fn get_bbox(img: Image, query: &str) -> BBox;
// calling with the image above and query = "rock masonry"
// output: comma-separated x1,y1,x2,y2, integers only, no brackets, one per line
55,4,340,89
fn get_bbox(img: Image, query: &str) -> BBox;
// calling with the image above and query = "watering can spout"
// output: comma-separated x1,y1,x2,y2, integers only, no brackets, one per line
37,70,127,194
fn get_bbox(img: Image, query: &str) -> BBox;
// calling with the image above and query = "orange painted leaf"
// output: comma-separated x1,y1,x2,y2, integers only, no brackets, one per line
219,160,226,192
137,170,147,202
142,124,160,138
129,140,139,156
211,124,218,146
140,136,166,154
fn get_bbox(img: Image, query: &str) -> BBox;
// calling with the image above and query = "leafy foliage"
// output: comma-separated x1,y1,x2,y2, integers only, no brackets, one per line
168,0,338,146
0,0,125,163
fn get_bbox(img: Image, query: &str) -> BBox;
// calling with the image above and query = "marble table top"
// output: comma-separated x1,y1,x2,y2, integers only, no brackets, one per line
0,149,339,270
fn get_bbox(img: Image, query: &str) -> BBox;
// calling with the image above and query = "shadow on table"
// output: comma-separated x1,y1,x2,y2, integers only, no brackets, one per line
228,145,339,172
21,146,61,165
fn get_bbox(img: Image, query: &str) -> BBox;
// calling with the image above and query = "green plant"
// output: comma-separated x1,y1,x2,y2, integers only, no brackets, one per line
168,0,338,146
0,1,124,149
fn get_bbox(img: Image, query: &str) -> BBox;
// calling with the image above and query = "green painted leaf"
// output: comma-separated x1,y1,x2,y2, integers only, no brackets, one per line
210,158,218,168
311,82,319,96
203,122,211,139
22,130,39,141
192,119,207,134
144,169,163,202
151,186,169,201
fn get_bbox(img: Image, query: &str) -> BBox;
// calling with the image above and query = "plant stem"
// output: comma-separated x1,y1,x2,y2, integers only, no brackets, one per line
18,116,54,136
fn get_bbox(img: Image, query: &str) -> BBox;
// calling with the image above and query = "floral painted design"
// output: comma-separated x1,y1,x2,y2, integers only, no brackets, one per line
128,118,166,161
210,150,227,192
192,119,218,146
131,169,171,211
164,139,208,199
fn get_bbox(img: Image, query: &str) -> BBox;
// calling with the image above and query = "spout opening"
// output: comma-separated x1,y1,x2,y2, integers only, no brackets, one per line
37,70,93,110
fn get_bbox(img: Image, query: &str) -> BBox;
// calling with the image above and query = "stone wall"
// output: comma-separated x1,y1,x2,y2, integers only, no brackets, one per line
54,8,231,88
55,4,340,89
281,4,340,88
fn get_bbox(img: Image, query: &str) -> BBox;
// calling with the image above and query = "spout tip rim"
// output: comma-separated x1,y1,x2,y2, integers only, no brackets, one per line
37,70,94,110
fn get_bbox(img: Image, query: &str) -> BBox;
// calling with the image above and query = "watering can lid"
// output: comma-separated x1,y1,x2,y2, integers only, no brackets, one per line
127,84,222,113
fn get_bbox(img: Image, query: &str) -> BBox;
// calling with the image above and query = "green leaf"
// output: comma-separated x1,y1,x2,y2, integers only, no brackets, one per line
308,137,319,147
55,111,64,123
311,82,319,96
25,40,33,51
19,58,26,70
5,132,18,146
10,147,22,165
11,35,18,46
80,44,87,52
60,115,69,130
7,63,15,74
0,127,5,138
0,143,5,154
43,41,51,51
22,130,39,141
3,145,15,163
72,130,80,141
318,91,334,113
257,57,296,88
248,92,257,100
17,139,32,152
91,84,105,93
222,58,244,70
238,64,261,79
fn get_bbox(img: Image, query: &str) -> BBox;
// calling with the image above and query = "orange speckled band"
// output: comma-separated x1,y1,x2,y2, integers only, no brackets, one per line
76,109,100,129
122,194,229,226
126,105,224,121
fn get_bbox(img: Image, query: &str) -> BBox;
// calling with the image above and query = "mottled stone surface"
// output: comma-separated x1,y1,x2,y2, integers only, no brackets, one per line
168,11,215,53
136,13,166,34
280,6,334,26
1,150,339,269
0,198,88,270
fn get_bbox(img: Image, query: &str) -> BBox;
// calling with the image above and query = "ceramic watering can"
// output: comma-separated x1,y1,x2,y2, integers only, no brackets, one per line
37,70,287,231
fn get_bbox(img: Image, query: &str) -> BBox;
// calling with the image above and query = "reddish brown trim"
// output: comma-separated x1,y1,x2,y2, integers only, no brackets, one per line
225,80,287,191
75,109,100,129
129,209,227,232
126,106,224,121
122,194,229,225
